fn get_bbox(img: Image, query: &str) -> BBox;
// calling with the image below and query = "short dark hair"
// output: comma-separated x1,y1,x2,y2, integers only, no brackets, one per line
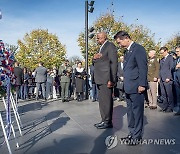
114,31,131,40
39,62,44,65
77,61,82,65
15,61,19,66
175,45,180,49
160,46,168,52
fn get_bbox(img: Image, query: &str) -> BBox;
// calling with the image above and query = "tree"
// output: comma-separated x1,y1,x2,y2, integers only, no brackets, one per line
165,32,180,51
16,29,66,70
68,55,82,66
77,14,160,64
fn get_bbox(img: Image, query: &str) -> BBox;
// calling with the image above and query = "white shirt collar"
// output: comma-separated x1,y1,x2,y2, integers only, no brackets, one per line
100,40,108,51
121,62,123,69
76,67,84,72
127,41,134,51
164,54,169,59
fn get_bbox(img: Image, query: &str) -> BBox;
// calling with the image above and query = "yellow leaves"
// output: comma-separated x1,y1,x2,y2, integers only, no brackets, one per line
16,29,66,70
165,34,180,51
77,13,158,62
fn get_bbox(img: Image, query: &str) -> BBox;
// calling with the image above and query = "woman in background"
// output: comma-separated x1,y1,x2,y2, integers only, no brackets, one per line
74,61,86,101
22,67,29,99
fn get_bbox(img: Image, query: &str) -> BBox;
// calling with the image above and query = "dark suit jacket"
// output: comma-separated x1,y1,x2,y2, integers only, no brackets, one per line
14,67,23,85
116,62,124,89
172,57,180,73
159,55,174,81
94,41,118,85
35,66,47,83
123,42,148,94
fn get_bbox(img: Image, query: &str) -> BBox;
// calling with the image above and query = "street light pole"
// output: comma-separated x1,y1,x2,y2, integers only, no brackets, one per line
85,1,88,78
85,1,94,100
0,9,2,19
85,1,89,100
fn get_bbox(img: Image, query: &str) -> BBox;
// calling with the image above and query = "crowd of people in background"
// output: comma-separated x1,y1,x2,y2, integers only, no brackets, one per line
13,45,180,116
13,60,89,102
113,46,180,116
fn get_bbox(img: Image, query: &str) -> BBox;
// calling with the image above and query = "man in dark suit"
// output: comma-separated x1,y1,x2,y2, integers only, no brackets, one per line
174,46,180,115
114,31,148,144
14,62,23,101
116,55,125,101
34,62,47,100
159,47,174,112
93,32,118,129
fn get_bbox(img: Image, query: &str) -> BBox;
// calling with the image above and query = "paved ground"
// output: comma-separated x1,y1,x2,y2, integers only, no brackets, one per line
0,98,180,154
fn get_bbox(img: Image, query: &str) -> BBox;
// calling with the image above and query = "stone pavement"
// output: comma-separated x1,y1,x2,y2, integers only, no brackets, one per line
0,98,180,154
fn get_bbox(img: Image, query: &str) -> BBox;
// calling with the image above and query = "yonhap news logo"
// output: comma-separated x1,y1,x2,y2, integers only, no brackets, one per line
105,135,118,149
105,135,176,149
119,138,176,145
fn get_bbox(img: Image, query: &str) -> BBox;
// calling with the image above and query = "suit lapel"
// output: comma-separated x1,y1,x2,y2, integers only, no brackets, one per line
123,42,136,69
160,55,169,66
100,41,108,53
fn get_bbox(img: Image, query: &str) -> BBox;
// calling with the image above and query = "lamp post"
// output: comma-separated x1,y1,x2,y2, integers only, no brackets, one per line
0,9,2,19
85,1,94,99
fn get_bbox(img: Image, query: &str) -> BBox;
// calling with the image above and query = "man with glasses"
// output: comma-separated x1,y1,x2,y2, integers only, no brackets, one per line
174,46,180,115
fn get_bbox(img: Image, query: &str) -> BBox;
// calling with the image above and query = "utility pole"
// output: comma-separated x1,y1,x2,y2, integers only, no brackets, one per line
85,1,94,99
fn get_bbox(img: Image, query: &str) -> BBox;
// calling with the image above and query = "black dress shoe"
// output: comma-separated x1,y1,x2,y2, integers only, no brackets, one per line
159,108,167,112
150,106,157,110
96,123,113,129
65,99,69,102
77,98,83,102
144,104,149,108
94,121,104,127
174,112,180,116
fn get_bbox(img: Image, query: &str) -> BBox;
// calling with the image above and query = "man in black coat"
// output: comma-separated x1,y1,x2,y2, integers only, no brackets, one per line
114,31,148,144
14,62,23,101
174,46,180,115
159,47,174,112
93,32,118,129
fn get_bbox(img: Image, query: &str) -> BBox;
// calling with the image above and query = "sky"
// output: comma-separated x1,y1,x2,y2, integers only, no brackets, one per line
0,0,180,58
